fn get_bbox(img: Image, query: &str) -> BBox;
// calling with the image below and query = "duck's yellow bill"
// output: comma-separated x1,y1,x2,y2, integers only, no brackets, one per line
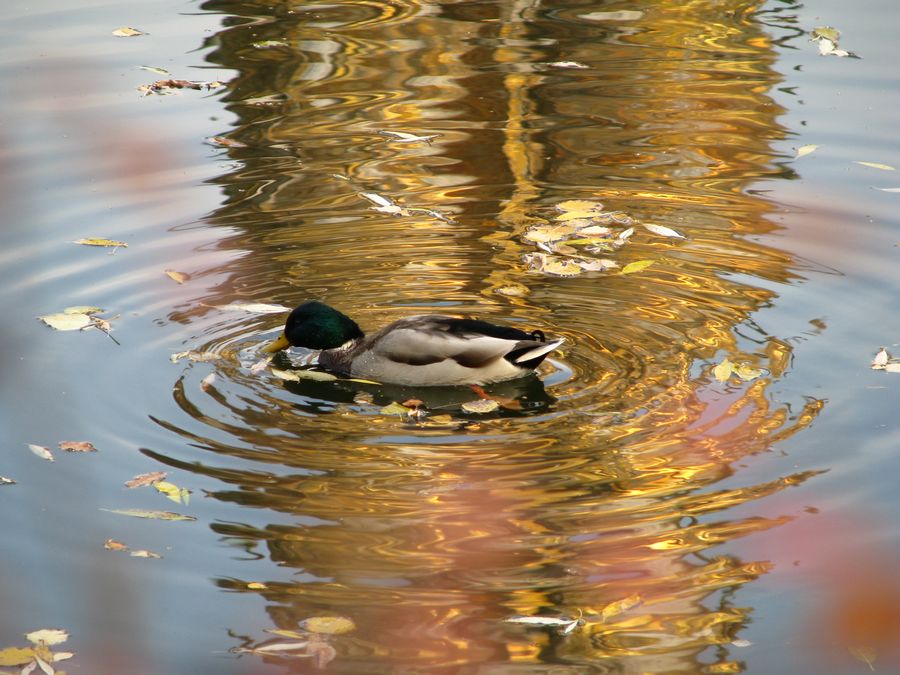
261,332,291,354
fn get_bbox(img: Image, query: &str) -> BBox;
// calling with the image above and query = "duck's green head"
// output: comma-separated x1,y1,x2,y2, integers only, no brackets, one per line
262,300,364,353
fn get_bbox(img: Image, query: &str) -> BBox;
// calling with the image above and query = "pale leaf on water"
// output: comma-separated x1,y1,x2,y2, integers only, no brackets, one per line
461,399,500,414
523,224,576,243
271,368,337,382
577,225,612,236
848,646,877,671
301,616,356,635
556,199,604,212
112,26,145,37
495,283,528,297
505,615,580,634
733,364,763,381
855,161,895,171
555,210,607,223
139,65,170,75
129,549,162,558
205,135,248,148
215,303,289,314
359,191,393,208
0,647,36,667
170,350,220,363
380,402,412,416
25,629,69,647
125,471,167,488
200,372,216,392
39,312,93,331
731,639,752,648
643,223,685,239
73,237,128,248
713,358,734,382
875,187,900,192
63,305,103,315
101,508,196,521
58,441,97,452
0,476,15,485
884,363,900,373
599,594,643,621
576,258,618,271
620,259,654,275
377,130,440,144
250,641,310,654
28,444,54,462
247,581,268,590
52,652,74,662
541,258,583,277
165,269,190,284
795,144,820,158
548,61,589,69
871,348,889,369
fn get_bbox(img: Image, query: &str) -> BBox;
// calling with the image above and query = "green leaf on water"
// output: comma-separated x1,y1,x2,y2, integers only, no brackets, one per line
39,312,93,331
73,237,128,248
0,647,36,666
811,26,840,42
620,259,654,275
101,508,196,521
154,481,191,505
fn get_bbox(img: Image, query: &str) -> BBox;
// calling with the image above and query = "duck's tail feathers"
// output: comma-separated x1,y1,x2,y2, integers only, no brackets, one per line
511,337,565,368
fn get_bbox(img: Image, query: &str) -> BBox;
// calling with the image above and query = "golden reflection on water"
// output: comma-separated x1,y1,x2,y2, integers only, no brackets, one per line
153,0,827,669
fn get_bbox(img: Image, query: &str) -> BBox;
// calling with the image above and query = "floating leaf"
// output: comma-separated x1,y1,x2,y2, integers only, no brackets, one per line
811,26,841,42
155,481,191,505
59,441,97,452
713,358,734,382
576,258,618,271
855,161,895,171
104,539,129,551
170,350,220,363
252,40,288,48
378,130,440,144
849,646,877,671
644,223,684,239
461,399,500,414
884,363,900,373
548,61,589,69
200,372,216,392
495,284,529,297
380,402,412,416
112,26,145,37
872,348,889,369
541,258,583,276
301,616,356,635
504,615,580,633
577,225,612,236
0,647,36,666
732,639,752,648
599,594,643,621
247,582,268,590
271,368,337,382
125,471,167,488
0,476,15,485
556,199,604,213
165,269,189,284
139,65,170,75
73,238,128,248
359,191,394,208
25,629,69,647
38,312,93,331
523,224,576,243
795,144,820,158
620,259,654,275
138,79,224,96
101,508,196,521
130,549,162,558
215,303,289,314
28,444,54,462
733,364,763,381
206,136,247,148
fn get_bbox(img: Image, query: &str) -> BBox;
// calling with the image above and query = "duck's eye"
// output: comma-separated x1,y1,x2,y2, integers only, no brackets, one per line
530,329,546,342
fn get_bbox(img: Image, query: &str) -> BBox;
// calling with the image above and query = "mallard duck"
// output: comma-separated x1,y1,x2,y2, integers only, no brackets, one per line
262,300,565,386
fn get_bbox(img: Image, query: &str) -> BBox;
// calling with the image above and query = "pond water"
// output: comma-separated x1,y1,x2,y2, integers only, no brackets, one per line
3,0,900,672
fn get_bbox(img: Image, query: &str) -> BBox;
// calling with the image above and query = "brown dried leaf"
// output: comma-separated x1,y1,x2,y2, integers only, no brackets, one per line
104,539,129,551
125,471,167,488
58,441,97,453
165,270,190,284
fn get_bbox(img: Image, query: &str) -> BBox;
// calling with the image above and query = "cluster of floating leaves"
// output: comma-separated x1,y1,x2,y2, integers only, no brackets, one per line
503,593,644,636
713,357,764,383
521,199,683,277
0,629,73,674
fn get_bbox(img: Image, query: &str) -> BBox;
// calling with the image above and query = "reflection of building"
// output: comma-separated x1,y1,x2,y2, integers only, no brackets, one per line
160,0,821,670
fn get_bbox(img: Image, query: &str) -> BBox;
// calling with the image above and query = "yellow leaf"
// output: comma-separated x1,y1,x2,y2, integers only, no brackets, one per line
713,358,734,382
555,210,606,223
855,161,895,171
301,616,356,635
380,402,411,416
155,481,190,504
112,26,145,37
733,364,763,381
556,199,604,212
600,594,643,621
265,628,309,639
0,647,35,666
795,144,820,158
247,582,268,590
165,269,190,284
523,224,575,243
73,238,128,248
25,629,69,646
541,258,583,276
39,312,93,331
620,260,654,275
